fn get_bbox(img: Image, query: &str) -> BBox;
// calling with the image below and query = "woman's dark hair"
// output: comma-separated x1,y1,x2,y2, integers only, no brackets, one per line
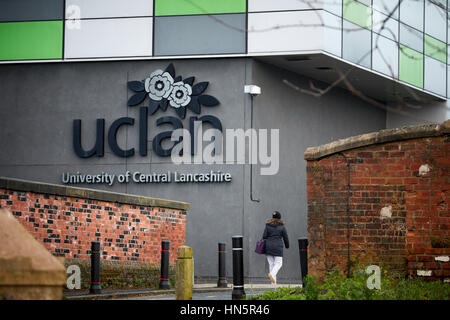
272,211,281,219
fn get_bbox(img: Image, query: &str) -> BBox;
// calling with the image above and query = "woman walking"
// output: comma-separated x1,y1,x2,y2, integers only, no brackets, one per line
262,211,289,284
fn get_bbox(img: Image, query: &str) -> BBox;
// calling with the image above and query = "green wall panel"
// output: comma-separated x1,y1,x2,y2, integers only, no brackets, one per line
424,34,447,63
399,45,424,88
0,21,63,61
155,0,246,16
343,0,372,29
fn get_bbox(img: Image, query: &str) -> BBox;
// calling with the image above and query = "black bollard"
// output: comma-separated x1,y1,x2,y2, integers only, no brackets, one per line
231,235,245,299
159,240,170,289
298,237,308,284
90,241,102,294
217,243,228,288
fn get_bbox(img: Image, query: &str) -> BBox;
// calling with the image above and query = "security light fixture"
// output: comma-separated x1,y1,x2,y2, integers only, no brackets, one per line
244,85,262,96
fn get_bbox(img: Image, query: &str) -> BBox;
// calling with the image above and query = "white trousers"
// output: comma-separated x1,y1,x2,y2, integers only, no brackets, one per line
266,255,283,284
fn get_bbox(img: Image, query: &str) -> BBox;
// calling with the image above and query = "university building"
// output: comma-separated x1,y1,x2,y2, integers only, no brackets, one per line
0,0,448,282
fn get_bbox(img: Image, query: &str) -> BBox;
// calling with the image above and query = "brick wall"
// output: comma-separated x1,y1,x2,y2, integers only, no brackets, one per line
62,258,176,290
0,178,188,269
305,121,449,281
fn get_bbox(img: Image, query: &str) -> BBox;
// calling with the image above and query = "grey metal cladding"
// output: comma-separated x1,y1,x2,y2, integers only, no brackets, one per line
0,0,64,22
154,14,246,56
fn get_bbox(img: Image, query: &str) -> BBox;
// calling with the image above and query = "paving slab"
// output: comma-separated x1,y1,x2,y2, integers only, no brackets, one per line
64,283,301,300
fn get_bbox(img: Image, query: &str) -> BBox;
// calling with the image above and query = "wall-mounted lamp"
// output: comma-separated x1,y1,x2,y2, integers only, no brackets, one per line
244,85,262,96
245,85,261,203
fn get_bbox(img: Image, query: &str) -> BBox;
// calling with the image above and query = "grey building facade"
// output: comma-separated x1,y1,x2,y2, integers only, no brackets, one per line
1,0,449,283
0,57,392,281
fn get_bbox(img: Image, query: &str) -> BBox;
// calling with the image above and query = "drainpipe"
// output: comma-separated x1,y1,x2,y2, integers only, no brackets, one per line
245,85,261,203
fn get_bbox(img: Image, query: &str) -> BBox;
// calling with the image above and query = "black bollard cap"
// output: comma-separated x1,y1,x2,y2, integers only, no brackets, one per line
91,241,100,251
232,235,243,248
161,240,170,250
298,238,308,249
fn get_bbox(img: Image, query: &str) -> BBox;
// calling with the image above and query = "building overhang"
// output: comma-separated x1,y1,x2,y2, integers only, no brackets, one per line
256,51,447,105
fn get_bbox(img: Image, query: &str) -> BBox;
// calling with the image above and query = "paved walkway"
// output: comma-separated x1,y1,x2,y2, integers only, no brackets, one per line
64,283,302,300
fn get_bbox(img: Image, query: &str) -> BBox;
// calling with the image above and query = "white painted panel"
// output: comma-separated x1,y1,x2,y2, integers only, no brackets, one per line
448,64,450,99
66,0,153,19
400,0,424,31
323,11,341,57
400,23,423,53
373,10,399,42
248,11,324,53
372,35,398,78
373,0,399,19
342,20,371,68
447,69,450,115
323,0,342,16
248,0,341,15
425,1,446,42
424,56,446,97
248,0,321,12
65,17,152,58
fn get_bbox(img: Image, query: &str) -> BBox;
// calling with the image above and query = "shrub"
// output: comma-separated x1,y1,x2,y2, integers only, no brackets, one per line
251,266,450,300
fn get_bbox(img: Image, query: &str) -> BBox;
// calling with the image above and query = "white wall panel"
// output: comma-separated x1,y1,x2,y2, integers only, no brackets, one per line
373,0,399,19
248,0,321,12
424,56,446,97
400,23,424,53
372,35,398,78
65,17,152,58
323,0,342,16
373,10,399,41
248,0,341,15
343,20,371,68
323,11,342,57
66,0,153,19
448,66,450,99
400,0,424,31
248,11,324,53
425,1,446,42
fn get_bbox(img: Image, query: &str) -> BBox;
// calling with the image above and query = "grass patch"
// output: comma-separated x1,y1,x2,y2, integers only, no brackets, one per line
250,267,450,300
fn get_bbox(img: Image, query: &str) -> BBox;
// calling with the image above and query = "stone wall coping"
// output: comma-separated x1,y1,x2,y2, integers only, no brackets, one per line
304,120,450,160
0,177,190,212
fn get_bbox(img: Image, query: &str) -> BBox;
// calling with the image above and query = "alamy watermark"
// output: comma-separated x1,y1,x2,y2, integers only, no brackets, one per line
66,5,81,30
170,122,280,176
365,265,381,290
66,265,81,290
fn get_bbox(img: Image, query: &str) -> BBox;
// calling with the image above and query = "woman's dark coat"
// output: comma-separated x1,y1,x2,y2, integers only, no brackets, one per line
262,218,289,257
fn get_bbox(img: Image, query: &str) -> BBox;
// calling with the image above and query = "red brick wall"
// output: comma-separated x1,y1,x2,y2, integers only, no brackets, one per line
0,189,186,265
306,136,449,281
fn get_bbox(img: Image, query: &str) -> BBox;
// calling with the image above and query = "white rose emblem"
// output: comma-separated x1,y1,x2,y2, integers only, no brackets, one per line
128,63,219,119
144,69,174,101
168,82,192,108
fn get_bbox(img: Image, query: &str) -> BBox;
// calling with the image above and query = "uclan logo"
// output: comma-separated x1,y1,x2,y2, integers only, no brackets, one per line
73,63,222,158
